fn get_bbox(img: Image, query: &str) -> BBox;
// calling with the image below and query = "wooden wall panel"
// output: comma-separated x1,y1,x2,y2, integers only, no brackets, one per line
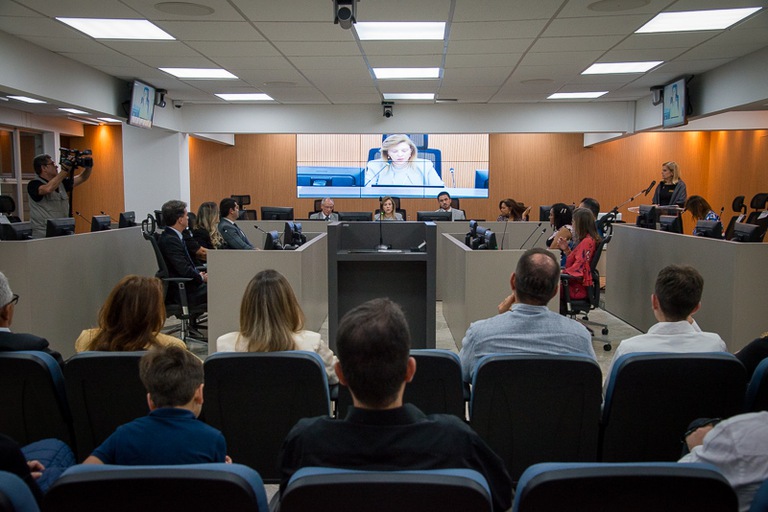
66,125,124,233
187,130,767,234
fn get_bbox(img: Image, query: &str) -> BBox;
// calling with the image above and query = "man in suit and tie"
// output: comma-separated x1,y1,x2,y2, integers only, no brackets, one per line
436,191,465,220
158,200,207,308
309,197,339,221
0,271,63,365
217,198,254,249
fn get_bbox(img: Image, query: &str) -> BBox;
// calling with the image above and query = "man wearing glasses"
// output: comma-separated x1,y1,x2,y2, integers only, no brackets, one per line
0,271,63,365
28,153,92,238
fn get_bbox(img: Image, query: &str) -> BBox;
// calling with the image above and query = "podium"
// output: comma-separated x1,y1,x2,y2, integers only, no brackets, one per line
327,221,437,350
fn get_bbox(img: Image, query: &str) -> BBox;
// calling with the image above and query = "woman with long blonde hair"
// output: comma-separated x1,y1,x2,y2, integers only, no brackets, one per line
192,201,225,260
75,275,185,352
216,269,338,383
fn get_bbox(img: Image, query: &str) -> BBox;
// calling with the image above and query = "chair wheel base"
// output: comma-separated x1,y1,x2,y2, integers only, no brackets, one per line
603,343,612,351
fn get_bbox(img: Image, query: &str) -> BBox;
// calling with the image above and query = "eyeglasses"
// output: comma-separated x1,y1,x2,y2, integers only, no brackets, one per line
45,161,57,167
4,294,19,307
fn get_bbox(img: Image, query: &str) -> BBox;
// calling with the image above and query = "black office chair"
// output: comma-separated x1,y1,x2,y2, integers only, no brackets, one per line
745,358,768,412
336,349,468,419
723,195,747,241
44,463,269,512
0,195,21,222
561,235,611,351
231,194,258,220
745,192,768,240
469,354,602,484
280,467,492,512
141,215,207,345
513,462,737,512
201,352,332,483
600,353,747,462
0,351,74,450
63,352,148,461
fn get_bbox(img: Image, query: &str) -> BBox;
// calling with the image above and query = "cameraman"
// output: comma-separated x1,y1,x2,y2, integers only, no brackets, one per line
28,152,92,238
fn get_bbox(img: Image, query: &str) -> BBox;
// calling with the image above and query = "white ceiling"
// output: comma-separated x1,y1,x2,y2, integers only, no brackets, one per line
1,0,767,109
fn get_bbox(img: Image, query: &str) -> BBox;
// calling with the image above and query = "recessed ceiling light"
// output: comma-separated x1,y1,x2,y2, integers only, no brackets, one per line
154,2,215,16
373,68,441,80
636,7,762,33
383,93,435,100
97,117,122,123
160,68,238,79
582,61,663,74
59,107,90,115
548,92,608,99
215,93,273,101
356,22,445,40
57,18,174,39
8,95,46,104
588,0,651,12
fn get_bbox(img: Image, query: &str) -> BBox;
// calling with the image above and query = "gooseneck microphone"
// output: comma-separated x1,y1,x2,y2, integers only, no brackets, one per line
375,196,389,251
518,222,543,250
74,211,89,222
500,217,509,250
100,210,118,222
363,162,391,187
643,180,657,196
530,227,548,249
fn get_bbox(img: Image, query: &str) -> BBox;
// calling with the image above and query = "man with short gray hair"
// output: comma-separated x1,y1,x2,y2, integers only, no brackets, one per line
0,271,63,365
459,248,594,382
310,198,339,221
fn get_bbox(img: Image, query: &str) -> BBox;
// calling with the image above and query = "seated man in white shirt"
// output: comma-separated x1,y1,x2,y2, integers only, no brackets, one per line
604,264,727,388
680,411,768,512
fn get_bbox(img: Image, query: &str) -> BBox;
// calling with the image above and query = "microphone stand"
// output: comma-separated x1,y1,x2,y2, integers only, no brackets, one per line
375,196,389,251
530,228,547,248
500,218,509,250
518,222,543,250
599,182,655,236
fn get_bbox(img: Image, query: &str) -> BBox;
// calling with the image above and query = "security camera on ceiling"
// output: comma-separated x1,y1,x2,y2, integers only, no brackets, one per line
382,101,394,118
334,0,358,30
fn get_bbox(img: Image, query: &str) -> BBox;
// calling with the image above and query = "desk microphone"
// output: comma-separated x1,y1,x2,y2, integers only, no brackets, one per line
363,162,391,187
518,222,543,249
500,218,509,250
643,180,657,196
100,210,117,223
450,167,456,188
74,211,89,222
530,227,548,249
376,196,389,251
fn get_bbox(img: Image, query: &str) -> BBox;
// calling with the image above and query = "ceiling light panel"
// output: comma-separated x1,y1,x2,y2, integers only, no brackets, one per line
160,68,238,79
356,22,445,40
215,93,274,101
636,8,762,33
548,91,608,99
59,108,90,114
582,61,663,74
373,68,441,79
8,96,46,103
383,93,435,100
57,18,175,40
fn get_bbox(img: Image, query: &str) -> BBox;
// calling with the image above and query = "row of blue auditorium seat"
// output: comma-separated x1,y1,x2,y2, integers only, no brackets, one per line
1,350,766,485
5,462,767,512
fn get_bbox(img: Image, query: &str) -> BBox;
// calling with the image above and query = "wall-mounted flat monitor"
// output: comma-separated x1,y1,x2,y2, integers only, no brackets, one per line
260,206,294,220
119,211,136,228
416,210,452,222
663,76,688,129
338,212,372,222
296,133,489,199
1,222,33,240
128,79,156,129
90,215,112,232
659,215,683,234
46,217,75,237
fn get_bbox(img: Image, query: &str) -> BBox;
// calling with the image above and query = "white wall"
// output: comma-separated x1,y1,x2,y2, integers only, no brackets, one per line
122,124,190,219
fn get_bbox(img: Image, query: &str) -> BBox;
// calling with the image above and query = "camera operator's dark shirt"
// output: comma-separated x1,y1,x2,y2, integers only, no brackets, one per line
27,175,73,202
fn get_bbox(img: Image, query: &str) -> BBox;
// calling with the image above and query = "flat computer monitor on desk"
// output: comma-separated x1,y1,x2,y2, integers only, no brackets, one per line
46,217,75,237
659,215,683,234
260,206,294,220
338,212,372,222
635,205,657,230
694,220,723,239
0,222,33,240
118,211,136,228
90,215,112,232
731,222,763,242
417,211,452,222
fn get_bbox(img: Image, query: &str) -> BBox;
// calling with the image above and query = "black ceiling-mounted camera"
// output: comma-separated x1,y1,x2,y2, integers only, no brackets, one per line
382,101,394,118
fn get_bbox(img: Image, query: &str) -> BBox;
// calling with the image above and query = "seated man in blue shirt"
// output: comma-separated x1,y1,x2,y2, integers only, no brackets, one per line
84,346,230,465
